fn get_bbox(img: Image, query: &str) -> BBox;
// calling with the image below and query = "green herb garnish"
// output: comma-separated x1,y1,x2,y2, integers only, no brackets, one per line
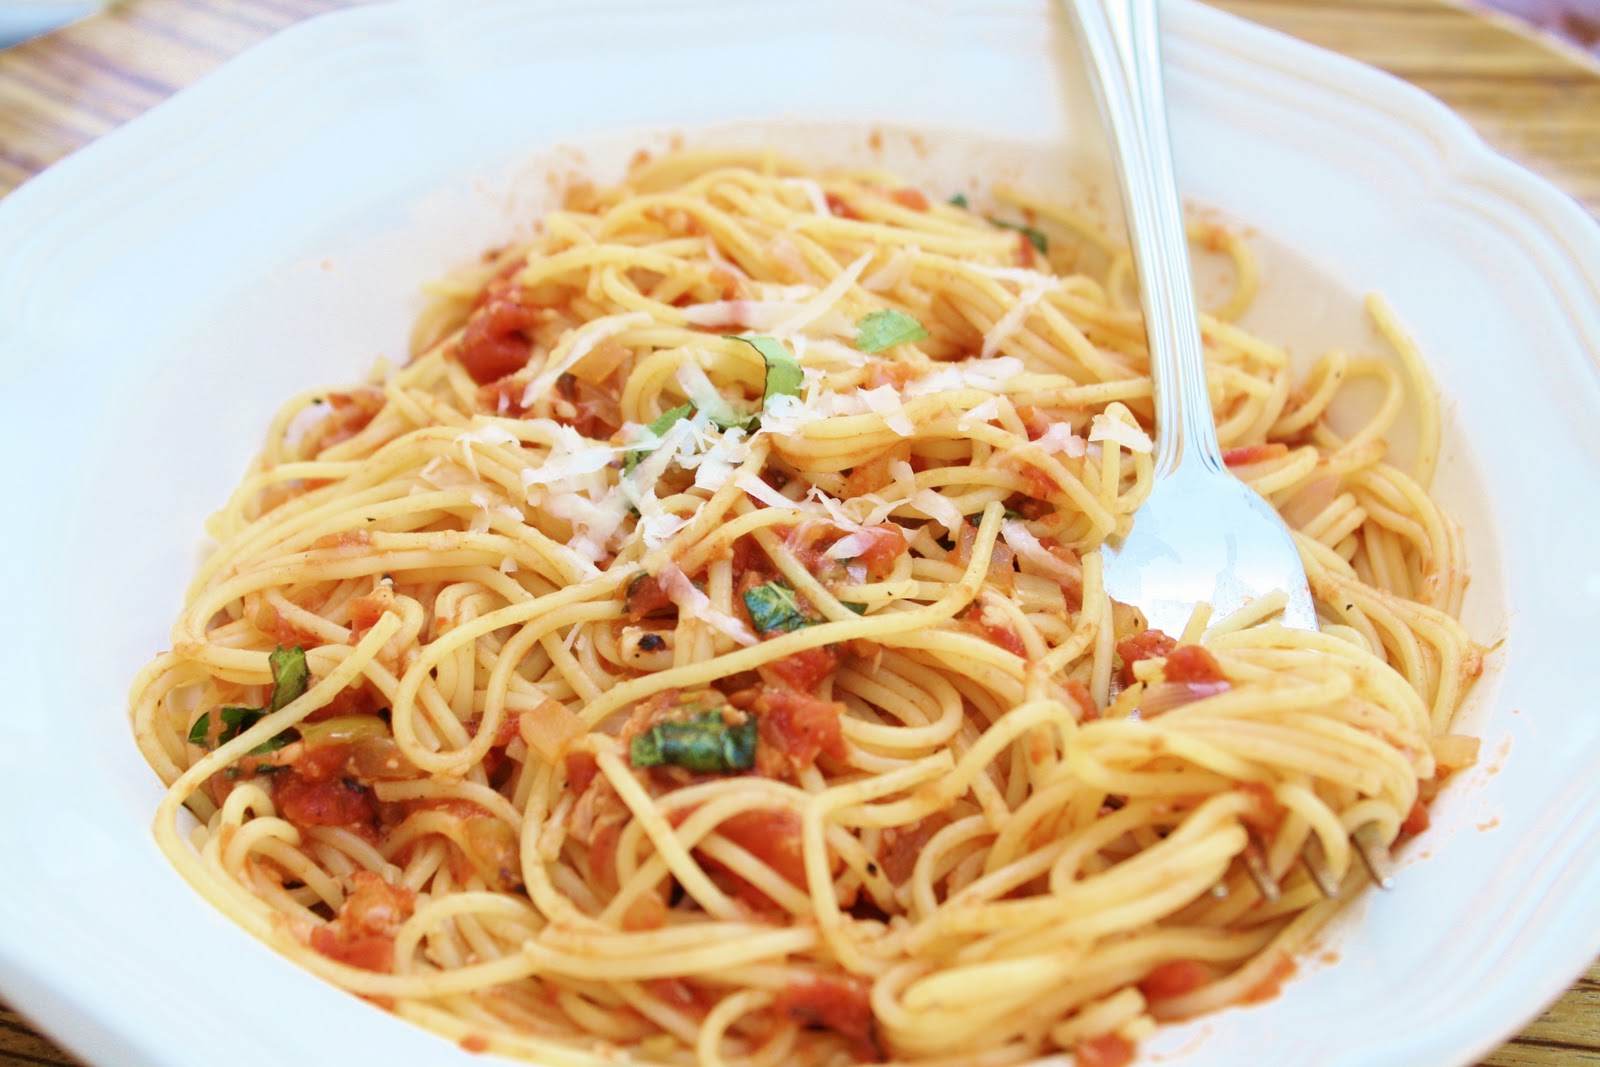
855,309,930,354
728,335,803,405
949,193,970,209
188,645,308,755
987,216,1049,255
743,579,865,633
629,710,758,773
625,402,696,472
743,580,815,634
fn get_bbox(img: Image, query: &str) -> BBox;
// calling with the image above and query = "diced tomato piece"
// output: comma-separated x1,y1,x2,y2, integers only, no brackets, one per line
644,977,721,1017
844,444,910,498
1116,629,1177,686
275,771,377,835
962,608,1026,656
863,362,917,390
850,524,908,581
311,529,371,551
625,573,676,621
303,388,385,455
759,645,840,693
289,741,355,782
948,521,979,567
1240,955,1297,1004
877,814,949,883
1015,404,1056,440
1139,959,1211,1001
1401,798,1431,836
1222,442,1289,466
1063,678,1097,722
773,977,880,1063
753,688,847,772
1073,1033,1135,1067
1018,462,1058,500
587,816,621,890
718,809,807,890
456,276,538,385
308,870,415,973
554,371,623,439
1237,781,1285,836
346,586,395,641
564,751,600,794
1163,644,1226,685
886,187,930,211
255,602,321,649
1016,231,1039,268
824,191,861,219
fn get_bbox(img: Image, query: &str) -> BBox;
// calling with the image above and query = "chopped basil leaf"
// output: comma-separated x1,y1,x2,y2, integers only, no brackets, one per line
266,645,309,712
625,402,696,472
743,580,815,634
744,579,866,631
949,193,970,209
189,645,306,755
987,216,1049,255
629,711,757,773
727,335,803,404
186,715,211,747
855,309,930,354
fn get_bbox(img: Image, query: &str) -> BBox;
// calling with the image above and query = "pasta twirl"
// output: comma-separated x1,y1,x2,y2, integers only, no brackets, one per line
131,148,1482,1065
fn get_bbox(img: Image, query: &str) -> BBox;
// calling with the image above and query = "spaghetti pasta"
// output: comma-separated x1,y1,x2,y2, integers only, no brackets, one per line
131,147,1482,1065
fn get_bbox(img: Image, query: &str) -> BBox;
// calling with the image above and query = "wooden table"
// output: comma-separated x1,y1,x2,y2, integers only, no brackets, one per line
1,1,1597,1064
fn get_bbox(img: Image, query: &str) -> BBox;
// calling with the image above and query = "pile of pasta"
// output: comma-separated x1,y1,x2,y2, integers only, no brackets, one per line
131,148,1482,1066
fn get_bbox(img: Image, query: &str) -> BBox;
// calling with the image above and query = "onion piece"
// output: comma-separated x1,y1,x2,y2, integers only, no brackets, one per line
1430,732,1481,774
519,698,586,764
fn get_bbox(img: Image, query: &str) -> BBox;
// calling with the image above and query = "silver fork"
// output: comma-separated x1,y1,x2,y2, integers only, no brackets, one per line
1067,0,1316,638
1063,0,1394,894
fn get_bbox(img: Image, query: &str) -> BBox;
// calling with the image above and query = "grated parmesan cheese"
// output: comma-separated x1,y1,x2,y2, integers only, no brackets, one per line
861,385,915,437
1001,520,1080,585
657,563,758,646
1088,413,1153,454
455,423,521,480
981,280,1054,360
958,396,1002,431
911,488,965,535
906,356,1026,397
772,251,872,337
1035,422,1086,457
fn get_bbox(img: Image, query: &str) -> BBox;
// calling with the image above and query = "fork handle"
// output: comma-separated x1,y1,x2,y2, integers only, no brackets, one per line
1065,0,1223,478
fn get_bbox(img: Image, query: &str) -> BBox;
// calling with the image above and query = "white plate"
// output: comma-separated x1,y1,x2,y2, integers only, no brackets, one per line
3,1,1599,1065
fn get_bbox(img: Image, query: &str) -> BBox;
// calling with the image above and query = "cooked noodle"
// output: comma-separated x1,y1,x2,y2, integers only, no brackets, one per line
131,148,1482,1065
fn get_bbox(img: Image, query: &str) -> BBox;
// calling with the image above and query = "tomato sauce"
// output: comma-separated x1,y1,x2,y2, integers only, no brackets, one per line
751,688,847,772
1138,959,1212,1001
308,870,415,973
1116,629,1177,686
1073,1033,1135,1067
773,976,880,1062
456,275,539,385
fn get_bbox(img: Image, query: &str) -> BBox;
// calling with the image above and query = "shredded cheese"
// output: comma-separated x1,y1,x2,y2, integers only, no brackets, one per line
657,563,758,646
1088,413,1154,454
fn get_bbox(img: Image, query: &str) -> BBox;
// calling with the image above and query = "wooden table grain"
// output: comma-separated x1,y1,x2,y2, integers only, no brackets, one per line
1,1,1597,1065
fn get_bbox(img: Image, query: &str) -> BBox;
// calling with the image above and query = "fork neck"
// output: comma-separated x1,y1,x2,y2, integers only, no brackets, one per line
1068,0,1224,479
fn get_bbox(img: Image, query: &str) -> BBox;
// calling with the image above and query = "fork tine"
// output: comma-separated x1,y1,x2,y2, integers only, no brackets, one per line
1351,824,1395,890
1241,834,1281,903
1299,833,1342,899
